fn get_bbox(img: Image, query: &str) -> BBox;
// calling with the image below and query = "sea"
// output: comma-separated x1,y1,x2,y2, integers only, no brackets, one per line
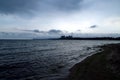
0,40,120,80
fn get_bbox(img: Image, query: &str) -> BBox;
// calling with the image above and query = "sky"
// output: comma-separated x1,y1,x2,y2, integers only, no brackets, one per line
0,0,120,39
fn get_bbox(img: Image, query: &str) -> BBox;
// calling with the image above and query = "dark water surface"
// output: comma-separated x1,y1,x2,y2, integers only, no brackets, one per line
0,40,120,80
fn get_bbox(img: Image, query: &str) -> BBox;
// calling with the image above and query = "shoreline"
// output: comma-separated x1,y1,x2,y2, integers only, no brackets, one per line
66,43,120,80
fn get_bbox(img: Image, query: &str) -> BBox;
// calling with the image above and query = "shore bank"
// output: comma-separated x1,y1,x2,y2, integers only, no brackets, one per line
67,43,120,80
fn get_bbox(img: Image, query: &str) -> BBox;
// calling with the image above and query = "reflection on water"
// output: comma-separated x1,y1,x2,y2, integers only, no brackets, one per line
0,40,120,80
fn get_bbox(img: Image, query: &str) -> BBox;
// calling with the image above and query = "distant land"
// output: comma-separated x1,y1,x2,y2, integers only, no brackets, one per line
33,35,120,40
58,35,120,40
39,35,120,40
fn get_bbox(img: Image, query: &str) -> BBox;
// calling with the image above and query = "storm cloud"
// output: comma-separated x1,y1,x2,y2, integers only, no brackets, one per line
0,0,83,15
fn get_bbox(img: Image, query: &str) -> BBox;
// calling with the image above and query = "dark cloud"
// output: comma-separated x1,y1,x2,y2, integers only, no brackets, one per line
33,29,40,33
50,0,83,11
22,29,63,35
0,0,37,14
90,25,97,28
0,0,83,15
48,29,62,34
20,29,65,38
22,29,45,33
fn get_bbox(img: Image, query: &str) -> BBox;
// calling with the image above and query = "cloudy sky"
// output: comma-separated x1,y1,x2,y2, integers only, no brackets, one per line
0,0,120,39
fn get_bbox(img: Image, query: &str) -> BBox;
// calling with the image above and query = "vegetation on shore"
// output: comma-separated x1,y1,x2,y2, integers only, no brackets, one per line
67,43,120,80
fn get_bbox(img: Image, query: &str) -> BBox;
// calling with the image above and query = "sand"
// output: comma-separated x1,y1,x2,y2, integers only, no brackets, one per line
67,43,120,80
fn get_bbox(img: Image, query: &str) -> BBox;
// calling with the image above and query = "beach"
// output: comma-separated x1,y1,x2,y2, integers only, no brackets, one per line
67,43,120,80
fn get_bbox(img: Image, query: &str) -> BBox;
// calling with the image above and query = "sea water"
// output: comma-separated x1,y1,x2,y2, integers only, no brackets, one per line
0,40,120,80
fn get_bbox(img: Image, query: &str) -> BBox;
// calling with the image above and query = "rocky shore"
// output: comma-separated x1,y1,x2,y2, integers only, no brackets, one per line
67,43,120,80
